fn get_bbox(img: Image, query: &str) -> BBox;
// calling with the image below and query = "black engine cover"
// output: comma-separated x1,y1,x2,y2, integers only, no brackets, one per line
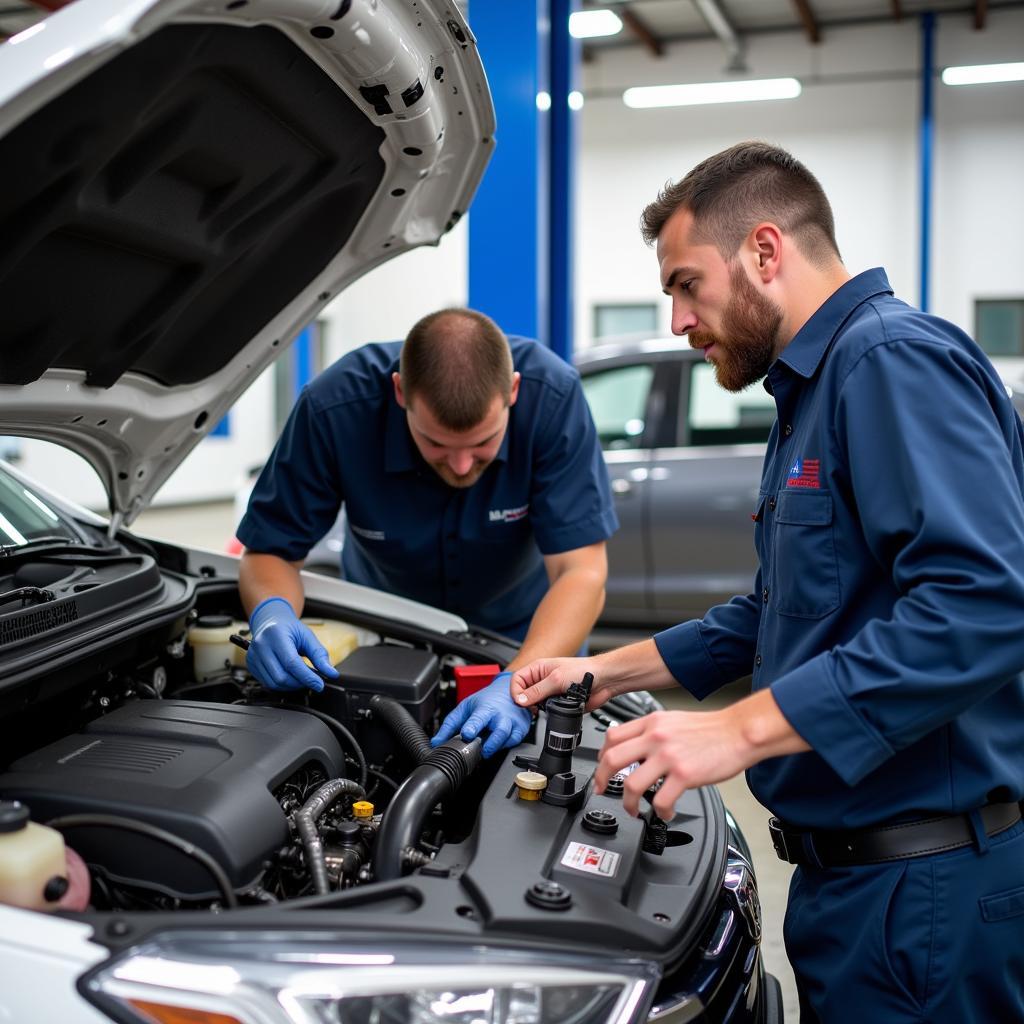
0,701,343,897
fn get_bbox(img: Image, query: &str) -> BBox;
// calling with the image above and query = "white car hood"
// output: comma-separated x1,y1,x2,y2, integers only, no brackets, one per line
0,0,493,524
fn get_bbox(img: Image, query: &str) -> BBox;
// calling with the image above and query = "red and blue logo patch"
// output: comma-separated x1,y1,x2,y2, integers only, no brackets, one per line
787,457,820,489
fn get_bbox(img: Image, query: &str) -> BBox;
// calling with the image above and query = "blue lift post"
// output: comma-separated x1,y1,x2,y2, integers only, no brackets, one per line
548,0,580,361
919,12,935,313
468,2,579,361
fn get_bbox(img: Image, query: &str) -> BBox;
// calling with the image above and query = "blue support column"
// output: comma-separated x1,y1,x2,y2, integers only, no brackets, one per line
468,3,549,341
292,325,314,402
468,4,580,361
919,12,935,313
548,0,579,361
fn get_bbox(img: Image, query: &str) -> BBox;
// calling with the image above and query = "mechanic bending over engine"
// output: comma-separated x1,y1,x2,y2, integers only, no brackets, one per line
237,307,617,754
503,143,1024,1022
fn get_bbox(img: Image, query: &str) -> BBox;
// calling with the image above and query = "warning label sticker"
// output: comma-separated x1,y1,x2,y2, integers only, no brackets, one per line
560,841,621,877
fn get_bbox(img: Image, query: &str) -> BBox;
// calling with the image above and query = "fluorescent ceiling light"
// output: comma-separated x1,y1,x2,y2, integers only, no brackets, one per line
569,9,623,38
941,62,1024,85
624,77,802,108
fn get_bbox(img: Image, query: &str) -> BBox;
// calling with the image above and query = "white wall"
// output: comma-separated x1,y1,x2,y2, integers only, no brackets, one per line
576,8,1024,350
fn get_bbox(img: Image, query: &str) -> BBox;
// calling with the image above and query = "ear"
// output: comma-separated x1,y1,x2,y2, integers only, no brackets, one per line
508,372,521,408
392,372,407,410
749,222,783,283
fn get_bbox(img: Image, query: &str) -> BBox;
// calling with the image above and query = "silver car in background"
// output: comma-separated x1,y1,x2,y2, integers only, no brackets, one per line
578,340,776,633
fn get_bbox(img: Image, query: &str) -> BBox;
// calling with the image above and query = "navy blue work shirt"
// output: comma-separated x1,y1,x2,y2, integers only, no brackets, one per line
237,337,618,639
656,269,1024,829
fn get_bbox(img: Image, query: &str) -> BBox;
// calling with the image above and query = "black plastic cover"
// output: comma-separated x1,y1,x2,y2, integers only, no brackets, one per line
336,645,440,707
0,701,343,897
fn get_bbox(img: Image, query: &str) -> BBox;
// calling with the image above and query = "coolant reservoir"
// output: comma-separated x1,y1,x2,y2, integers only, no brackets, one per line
0,801,67,912
188,615,247,680
302,618,360,667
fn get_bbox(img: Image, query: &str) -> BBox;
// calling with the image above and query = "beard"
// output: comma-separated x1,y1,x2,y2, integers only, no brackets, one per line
430,461,490,489
689,263,783,392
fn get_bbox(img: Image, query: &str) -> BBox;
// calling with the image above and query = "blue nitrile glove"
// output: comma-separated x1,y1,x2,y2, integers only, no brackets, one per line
431,671,532,758
246,597,340,692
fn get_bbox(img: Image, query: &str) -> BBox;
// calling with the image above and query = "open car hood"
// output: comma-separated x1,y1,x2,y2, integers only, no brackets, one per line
0,0,493,524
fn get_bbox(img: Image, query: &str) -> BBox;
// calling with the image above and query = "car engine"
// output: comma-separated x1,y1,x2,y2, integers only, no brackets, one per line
0,558,760,980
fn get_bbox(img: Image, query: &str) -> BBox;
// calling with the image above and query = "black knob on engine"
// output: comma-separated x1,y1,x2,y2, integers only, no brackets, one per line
525,879,572,911
582,809,618,835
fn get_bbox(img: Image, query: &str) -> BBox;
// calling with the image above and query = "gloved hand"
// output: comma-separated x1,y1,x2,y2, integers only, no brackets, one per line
431,671,532,758
246,596,340,692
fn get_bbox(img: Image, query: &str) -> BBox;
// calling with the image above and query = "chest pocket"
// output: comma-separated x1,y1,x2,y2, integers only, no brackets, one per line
772,490,840,619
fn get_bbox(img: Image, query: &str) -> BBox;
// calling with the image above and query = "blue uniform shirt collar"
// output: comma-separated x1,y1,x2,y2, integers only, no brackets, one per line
777,268,894,380
384,395,511,474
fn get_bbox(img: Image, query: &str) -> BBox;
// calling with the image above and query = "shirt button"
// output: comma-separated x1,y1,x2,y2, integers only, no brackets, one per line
755,654,763,667
450,579,461,588
783,424,793,437
762,588,769,604
768,497,776,511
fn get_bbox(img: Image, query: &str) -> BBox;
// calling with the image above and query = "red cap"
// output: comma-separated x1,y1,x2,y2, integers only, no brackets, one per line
454,663,502,703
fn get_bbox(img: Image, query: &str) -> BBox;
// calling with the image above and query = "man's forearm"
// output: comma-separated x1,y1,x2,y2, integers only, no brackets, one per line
238,552,306,617
508,567,605,671
589,638,681,701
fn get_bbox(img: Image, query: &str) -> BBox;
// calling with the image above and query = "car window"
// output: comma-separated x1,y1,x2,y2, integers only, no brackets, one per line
0,465,78,546
687,362,776,446
580,363,655,450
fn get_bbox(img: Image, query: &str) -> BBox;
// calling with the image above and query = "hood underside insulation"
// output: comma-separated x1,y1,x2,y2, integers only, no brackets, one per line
0,23,385,388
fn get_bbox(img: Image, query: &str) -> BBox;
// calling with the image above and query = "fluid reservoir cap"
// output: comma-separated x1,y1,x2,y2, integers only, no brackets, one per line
352,801,374,819
526,879,572,911
582,809,618,835
515,771,548,801
44,876,70,902
0,801,29,833
195,614,233,629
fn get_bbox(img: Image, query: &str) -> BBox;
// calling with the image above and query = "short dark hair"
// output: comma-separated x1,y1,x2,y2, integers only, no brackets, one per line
400,308,514,430
640,141,841,266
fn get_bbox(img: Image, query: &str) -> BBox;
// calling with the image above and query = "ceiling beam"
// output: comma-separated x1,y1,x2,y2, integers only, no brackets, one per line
691,0,745,71
890,0,903,21
791,0,821,43
974,0,988,29
621,5,664,57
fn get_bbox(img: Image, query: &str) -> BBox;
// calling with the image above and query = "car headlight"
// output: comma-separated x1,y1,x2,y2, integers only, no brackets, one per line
83,935,659,1024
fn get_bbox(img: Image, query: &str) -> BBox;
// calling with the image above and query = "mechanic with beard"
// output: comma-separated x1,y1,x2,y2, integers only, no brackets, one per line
506,142,1024,1022
236,308,617,756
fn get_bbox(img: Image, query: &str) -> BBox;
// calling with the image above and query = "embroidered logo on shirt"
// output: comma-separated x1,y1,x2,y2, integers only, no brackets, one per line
787,458,821,489
350,523,386,541
488,503,529,524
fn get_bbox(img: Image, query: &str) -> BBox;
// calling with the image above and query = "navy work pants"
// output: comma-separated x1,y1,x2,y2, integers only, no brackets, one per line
783,819,1024,1023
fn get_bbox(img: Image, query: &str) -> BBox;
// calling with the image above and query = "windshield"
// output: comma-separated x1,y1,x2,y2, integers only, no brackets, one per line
0,466,80,547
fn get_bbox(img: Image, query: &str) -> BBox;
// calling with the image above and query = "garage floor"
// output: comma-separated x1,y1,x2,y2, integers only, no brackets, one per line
133,501,800,1021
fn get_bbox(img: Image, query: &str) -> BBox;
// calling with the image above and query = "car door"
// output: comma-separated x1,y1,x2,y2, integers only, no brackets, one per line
648,357,776,623
578,359,661,625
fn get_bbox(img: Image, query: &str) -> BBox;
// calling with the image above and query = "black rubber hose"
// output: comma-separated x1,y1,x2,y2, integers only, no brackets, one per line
294,778,366,896
375,737,482,881
46,813,237,908
368,694,432,764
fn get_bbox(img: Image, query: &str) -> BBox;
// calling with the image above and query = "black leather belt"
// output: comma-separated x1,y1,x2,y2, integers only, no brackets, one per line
769,802,1022,868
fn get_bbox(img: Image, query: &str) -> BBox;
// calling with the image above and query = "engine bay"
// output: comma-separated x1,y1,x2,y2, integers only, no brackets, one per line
0,550,736,969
